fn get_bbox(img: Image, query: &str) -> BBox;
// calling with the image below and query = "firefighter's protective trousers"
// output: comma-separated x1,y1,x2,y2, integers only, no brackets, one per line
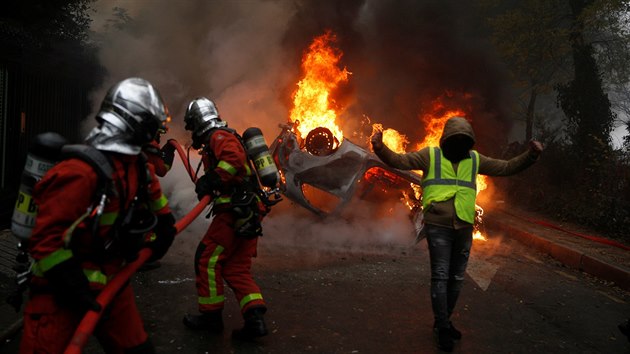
20,285,149,353
194,211,265,314
195,128,266,314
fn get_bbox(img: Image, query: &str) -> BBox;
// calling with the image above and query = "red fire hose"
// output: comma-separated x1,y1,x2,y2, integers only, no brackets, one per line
64,139,209,354
64,195,211,354
168,138,198,182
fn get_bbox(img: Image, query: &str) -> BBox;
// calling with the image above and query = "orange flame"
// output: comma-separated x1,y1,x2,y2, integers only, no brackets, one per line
413,106,488,197
372,123,408,154
372,99,490,241
290,31,349,144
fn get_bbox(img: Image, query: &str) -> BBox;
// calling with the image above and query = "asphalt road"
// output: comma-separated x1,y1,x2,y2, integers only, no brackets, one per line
2,205,629,353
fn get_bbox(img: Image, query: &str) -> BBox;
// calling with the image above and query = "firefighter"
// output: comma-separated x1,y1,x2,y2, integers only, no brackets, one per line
20,78,177,354
143,122,175,178
371,117,543,352
140,122,176,272
182,97,269,339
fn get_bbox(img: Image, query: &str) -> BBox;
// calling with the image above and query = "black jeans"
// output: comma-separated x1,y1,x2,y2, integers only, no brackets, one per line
425,224,473,329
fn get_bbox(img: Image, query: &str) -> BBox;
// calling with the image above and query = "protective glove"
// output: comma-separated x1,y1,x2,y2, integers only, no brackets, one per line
45,257,102,314
147,213,177,263
161,141,176,169
195,170,223,200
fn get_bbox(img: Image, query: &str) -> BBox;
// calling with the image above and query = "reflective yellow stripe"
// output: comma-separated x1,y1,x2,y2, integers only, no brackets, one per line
199,245,225,306
32,249,73,276
214,197,231,204
198,295,225,305
240,293,263,309
83,269,108,285
150,194,168,211
99,212,118,226
245,164,252,176
217,160,237,175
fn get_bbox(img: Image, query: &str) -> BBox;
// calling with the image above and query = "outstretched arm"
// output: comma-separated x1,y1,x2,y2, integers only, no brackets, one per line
371,130,429,171
479,140,543,176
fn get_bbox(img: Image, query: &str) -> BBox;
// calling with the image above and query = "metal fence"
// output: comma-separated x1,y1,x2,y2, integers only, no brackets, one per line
0,43,99,229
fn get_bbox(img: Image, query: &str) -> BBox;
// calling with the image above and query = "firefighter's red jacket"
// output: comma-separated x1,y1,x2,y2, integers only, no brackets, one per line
28,153,171,291
201,129,254,207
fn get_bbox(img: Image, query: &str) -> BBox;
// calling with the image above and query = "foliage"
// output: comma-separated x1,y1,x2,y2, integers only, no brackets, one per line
557,0,616,189
483,0,573,93
484,0,629,242
482,0,630,145
0,0,96,44
503,135,630,243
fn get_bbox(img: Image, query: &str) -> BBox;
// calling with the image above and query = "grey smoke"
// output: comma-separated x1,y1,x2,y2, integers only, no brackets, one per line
87,0,513,254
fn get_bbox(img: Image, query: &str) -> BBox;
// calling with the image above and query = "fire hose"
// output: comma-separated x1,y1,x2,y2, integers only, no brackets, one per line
167,138,197,182
64,139,209,354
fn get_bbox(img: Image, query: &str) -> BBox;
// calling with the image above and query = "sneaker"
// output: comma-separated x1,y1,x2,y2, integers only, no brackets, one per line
182,311,223,333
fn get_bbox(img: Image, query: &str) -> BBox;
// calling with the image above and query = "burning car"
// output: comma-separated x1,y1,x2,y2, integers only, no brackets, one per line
268,122,423,218
266,30,487,241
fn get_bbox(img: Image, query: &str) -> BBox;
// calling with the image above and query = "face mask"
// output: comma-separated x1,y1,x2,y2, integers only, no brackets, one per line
441,135,472,162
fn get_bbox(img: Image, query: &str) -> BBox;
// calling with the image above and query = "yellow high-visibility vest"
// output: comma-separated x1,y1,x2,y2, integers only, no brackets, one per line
421,147,479,224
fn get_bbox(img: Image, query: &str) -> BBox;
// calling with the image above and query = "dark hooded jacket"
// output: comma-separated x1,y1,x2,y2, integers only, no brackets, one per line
375,117,539,229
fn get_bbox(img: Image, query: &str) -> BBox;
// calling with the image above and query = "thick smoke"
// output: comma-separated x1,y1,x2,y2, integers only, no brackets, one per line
88,0,515,256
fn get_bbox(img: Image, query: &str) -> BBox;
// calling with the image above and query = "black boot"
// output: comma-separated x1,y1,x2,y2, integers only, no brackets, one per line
233,307,268,339
619,319,630,342
434,321,462,340
435,327,454,352
447,321,462,340
182,311,223,333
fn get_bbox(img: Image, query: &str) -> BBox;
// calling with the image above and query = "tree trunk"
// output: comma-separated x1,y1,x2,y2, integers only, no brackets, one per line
525,88,538,142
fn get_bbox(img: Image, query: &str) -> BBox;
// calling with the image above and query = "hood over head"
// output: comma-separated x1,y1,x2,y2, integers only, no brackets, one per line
439,117,476,147
439,117,476,162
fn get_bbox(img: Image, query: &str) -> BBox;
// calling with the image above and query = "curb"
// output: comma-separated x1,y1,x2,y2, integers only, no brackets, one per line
485,217,630,291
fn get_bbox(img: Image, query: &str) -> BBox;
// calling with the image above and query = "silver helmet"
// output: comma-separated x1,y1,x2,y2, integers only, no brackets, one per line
86,78,170,154
184,97,226,137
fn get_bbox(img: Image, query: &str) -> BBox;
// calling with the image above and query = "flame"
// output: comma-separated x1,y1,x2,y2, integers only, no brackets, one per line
473,229,487,241
289,31,349,144
372,123,409,154
372,99,491,241
413,106,489,197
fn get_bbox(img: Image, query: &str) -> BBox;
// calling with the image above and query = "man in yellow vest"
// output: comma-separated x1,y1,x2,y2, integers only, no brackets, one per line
371,117,543,352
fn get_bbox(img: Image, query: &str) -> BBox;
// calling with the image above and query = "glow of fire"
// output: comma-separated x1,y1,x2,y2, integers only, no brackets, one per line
289,31,349,144
372,123,408,154
372,104,490,241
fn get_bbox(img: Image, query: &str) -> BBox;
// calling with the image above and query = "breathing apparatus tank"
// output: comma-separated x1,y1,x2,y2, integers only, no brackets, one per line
11,132,68,240
242,127,279,188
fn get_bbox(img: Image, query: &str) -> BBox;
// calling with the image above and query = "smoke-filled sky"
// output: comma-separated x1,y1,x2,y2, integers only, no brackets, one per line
88,0,516,149
87,0,517,252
